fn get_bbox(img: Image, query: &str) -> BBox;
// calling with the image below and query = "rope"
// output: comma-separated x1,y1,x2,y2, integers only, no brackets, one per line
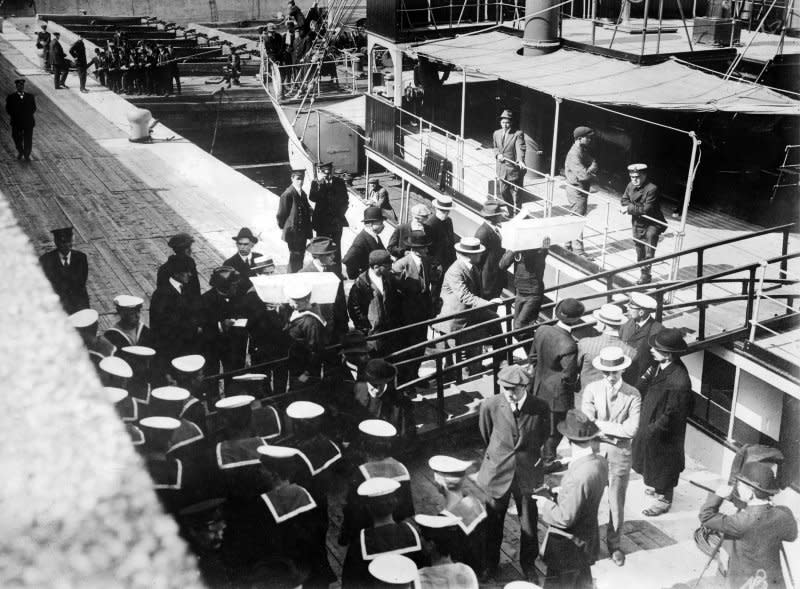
672,56,800,99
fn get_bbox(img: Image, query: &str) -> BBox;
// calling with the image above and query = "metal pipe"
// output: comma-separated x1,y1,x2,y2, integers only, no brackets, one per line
640,0,651,59
669,132,700,282
548,97,562,216
460,66,466,138
656,0,664,54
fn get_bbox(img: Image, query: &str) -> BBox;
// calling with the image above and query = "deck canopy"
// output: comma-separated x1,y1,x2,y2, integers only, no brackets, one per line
412,31,800,115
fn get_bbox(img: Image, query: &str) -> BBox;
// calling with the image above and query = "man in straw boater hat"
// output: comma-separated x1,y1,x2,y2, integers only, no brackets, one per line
474,201,509,300
388,202,431,259
529,297,584,466
492,109,527,208
223,227,267,292
276,168,313,273
620,162,666,285
577,303,637,388
415,514,480,589
343,205,389,279
619,291,664,382
477,364,549,583
535,409,608,589
310,161,350,266
581,347,641,567
632,328,693,517
40,226,90,314
699,461,797,589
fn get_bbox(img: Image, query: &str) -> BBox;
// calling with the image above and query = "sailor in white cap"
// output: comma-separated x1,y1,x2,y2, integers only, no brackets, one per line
415,514,479,589
285,282,328,386
215,394,282,442
576,303,637,388
428,455,487,578
168,354,207,409
424,194,456,277
368,554,419,588
339,419,415,546
69,308,116,367
105,386,138,423
156,371,206,427
138,416,188,514
117,345,157,403
105,295,150,348
342,477,423,587
620,163,666,285
147,386,207,466
98,356,133,388
619,292,663,382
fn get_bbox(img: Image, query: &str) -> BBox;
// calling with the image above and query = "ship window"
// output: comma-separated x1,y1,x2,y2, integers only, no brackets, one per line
693,354,735,437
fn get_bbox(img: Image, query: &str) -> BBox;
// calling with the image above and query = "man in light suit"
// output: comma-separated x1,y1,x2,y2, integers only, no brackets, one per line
477,364,549,582
577,303,637,387
536,409,608,589
619,292,663,382
529,297,584,465
493,109,526,208
581,347,640,567
474,202,508,300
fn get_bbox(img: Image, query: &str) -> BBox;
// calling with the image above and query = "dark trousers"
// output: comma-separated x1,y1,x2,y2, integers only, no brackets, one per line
543,533,592,589
634,225,660,278
513,292,543,330
76,66,87,90
54,66,68,88
543,409,568,462
11,126,33,157
285,234,307,273
485,478,540,576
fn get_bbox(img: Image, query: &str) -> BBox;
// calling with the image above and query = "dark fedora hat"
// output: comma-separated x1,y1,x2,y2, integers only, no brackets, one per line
479,202,506,218
404,231,431,249
233,227,259,243
735,461,780,495
209,266,239,294
306,236,336,256
649,328,688,354
364,359,397,385
555,298,585,325
341,329,369,354
363,206,384,223
556,409,600,442
167,232,194,250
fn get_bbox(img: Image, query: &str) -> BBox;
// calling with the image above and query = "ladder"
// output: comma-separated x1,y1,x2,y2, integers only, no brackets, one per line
771,144,800,201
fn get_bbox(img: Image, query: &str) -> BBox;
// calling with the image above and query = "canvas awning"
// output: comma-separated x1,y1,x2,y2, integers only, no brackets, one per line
412,31,800,115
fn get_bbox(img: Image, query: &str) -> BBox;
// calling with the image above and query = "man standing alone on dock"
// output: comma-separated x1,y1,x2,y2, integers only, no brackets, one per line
277,169,313,273
564,126,598,259
6,78,36,162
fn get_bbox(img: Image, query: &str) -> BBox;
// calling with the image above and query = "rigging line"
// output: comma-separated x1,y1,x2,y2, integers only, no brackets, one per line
723,0,779,80
565,96,694,135
671,57,800,98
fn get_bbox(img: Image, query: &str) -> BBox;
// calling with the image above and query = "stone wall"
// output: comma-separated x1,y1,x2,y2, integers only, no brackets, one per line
0,194,201,587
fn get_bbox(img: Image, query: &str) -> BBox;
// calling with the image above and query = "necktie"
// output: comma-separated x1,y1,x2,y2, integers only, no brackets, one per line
513,402,520,418
62,255,69,267
375,235,385,249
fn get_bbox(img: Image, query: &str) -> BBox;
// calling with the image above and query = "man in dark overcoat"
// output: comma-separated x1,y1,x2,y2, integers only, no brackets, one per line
620,163,666,285
309,161,349,265
69,36,89,92
156,232,201,298
6,78,36,161
200,266,248,378
632,328,693,517
391,231,437,350
492,109,526,208
277,169,313,273
474,202,507,300
223,227,266,293
347,250,401,356
50,31,68,89
477,364,549,582
343,206,388,279
529,298,584,464
39,226,90,314
424,196,456,289
619,292,663,383
387,202,430,259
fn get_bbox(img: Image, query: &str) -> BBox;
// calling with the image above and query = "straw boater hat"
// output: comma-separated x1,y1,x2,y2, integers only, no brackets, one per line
432,195,453,211
592,303,626,326
649,328,688,354
454,236,486,255
591,347,632,373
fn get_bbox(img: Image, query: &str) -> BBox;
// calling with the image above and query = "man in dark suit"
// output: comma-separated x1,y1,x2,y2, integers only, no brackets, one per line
392,231,437,349
387,203,430,259
156,233,201,298
309,162,349,265
499,244,549,330
424,196,456,285
6,79,36,161
276,169,313,273
348,250,400,355
39,226,90,314
474,201,507,300
530,297,584,464
477,364,549,582
50,31,68,89
536,409,609,589
619,292,663,382
493,109,526,208
69,36,89,93
200,266,248,378
343,206,388,279
620,163,667,285
223,227,266,293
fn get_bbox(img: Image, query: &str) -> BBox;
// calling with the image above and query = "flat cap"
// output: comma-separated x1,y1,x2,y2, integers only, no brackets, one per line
410,203,431,217
359,419,397,438
69,308,98,328
215,395,255,410
357,477,401,497
113,295,144,308
99,356,133,379
151,386,191,401
497,364,530,387
428,455,472,476
368,249,391,266
286,400,325,420
167,232,194,250
573,126,594,140
171,354,205,373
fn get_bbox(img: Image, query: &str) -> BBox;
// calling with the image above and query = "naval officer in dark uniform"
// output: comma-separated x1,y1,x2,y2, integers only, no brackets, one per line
6,78,36,161
309,161,349,266
277,168,313,273
39,226,90,314
620,163,667,285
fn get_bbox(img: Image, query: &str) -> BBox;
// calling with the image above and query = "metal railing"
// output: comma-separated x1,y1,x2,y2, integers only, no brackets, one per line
260,49,361,102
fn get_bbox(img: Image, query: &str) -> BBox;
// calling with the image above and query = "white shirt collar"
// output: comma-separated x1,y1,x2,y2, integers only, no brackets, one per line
605,378,623,398
636,315,651,327
408,250,422,266
61,251,71,264
345,361,359,379
239,254,250,264
503,391,526,410
169,277,183,294
368,269,384,294
312,258,325,272
556,320,573,332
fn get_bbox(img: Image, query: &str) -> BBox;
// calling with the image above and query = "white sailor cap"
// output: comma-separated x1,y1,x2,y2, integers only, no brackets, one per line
257,445,298,460
629,292,657,310
286,400,325,420
627,163,648,173
171,355,205,373
99,356,133,379
358,419,397,438
151,386,190,402
232,373,267,381
368,554,418,585
121,345,156,357
428,455,472,476
69,308,98,328
139,416,181,430
215,395,255,410
414,514,461,529
357,477,401,498
104,386,129,404
284,282,312,300
611,293,630,305
113,295,144,308
504,582,543,589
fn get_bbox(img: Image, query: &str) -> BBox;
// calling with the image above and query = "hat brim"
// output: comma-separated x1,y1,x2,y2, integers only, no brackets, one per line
404,238,432,248
735,473,780,495
556,310,584,325
648,334,688,354
556,422,600,441
592,310,624,326
432,202,452,210
308,247,337,255
454,244,486,255
591,355,632,372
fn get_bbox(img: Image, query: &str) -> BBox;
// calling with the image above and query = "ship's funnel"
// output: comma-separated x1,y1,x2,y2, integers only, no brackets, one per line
522,0,561,56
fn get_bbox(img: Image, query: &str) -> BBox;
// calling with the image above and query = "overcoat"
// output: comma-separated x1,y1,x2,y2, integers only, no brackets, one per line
309,176,349,235
621,180,666,239
424,215,456,271
474,221,506,299
342,230,386,279
529,323,578,412
5,90,36,128
619,316,663,382
39,249,89,314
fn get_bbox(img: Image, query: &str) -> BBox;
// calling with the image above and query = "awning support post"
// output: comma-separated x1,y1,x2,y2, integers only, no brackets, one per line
640,0,651,60
460,66,466,138
669,131,701,287
548,96,562,217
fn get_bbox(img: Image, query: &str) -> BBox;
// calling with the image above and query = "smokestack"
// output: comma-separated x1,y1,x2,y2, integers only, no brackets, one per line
522,0,561,56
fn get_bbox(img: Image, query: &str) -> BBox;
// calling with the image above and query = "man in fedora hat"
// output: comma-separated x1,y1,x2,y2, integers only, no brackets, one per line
348,250,401,355
699,462,797,589
301,236,349,342
530,297,584,465
353,360,413,437
6,78,36,161
277,169,313,273
499,239,549,330
632,328,693,516
474,201,508,300
581,347,640,566
393,231,437,348
577,303,637,387
366,177,397,221
39,226,90,314
224,227,265,292
620,163,666,285
388,202,430,259
620,291,663,382
343,206,389,279
535,409,608,589
157,232,201,298
478,364,549,582
424,195,457,282
493,109,526,208
563,126,598,258
310,161,349,266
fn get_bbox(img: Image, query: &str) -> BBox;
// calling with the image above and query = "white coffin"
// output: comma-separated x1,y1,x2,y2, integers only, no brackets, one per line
251,272,341,305
500,216,585,251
